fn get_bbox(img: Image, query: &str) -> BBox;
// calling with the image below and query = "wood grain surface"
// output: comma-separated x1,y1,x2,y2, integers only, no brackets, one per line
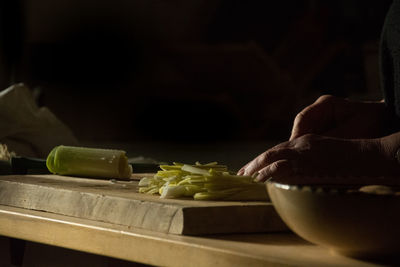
0,174,287,235
0,204,385,267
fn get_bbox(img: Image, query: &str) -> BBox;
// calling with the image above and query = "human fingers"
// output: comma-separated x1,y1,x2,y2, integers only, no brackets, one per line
289,95,337,140
255,159,295,182
237,148,290,175
239,147,298,177
237,162,250,175
237,145,286,176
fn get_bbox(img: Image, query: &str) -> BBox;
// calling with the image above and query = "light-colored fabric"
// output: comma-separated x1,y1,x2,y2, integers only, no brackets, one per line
0,83,78,157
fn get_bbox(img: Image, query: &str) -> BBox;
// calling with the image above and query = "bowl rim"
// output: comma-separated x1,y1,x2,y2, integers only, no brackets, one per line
266,177,400,197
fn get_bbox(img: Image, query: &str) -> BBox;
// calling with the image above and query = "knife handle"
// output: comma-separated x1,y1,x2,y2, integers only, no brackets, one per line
10,157,162,175
11,157,49,175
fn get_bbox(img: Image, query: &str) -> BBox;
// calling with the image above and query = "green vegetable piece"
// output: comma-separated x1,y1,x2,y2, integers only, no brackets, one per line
46,145,132,179
181,164,211,176
160,185,186,198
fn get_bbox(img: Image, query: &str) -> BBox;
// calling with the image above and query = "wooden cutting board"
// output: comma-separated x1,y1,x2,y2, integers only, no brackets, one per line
0,174,287,235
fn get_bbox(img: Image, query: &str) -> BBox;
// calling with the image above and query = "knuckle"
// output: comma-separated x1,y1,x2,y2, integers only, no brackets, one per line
317,94,335,103
268,160,293,176
261,150,274,164
256,154,265,166
296,133,318,148
292,113,307,134
269,161,280,172
294,112,305,123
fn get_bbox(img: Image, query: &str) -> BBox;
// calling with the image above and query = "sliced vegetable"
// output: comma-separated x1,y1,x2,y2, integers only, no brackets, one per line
139,162,268,201
46,145,132,179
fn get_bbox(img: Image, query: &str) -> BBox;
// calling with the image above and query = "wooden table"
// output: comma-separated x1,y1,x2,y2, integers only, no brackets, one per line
0,204,387,267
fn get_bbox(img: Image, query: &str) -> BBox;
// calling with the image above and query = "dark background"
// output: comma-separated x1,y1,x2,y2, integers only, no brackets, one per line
0,0,393,144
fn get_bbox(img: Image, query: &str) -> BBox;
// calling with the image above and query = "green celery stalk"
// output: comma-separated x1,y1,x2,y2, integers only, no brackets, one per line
46,145,132,179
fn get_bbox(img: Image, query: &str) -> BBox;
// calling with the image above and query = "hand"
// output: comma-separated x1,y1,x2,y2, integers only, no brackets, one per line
290,95,388,140
238,134,400,182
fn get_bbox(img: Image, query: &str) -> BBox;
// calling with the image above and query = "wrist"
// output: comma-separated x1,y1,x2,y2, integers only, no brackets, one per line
381,101,400,134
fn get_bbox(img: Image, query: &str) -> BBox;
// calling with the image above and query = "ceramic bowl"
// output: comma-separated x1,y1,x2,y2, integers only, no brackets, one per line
266,176,400,259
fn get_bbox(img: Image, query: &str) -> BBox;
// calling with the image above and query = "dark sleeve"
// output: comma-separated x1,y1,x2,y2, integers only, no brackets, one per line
380,0,400,130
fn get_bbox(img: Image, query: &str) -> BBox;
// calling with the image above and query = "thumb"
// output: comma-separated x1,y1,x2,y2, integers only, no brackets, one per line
289,95,336,140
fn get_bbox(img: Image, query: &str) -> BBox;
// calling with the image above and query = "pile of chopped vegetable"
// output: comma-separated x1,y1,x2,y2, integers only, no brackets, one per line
138,162,268,201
